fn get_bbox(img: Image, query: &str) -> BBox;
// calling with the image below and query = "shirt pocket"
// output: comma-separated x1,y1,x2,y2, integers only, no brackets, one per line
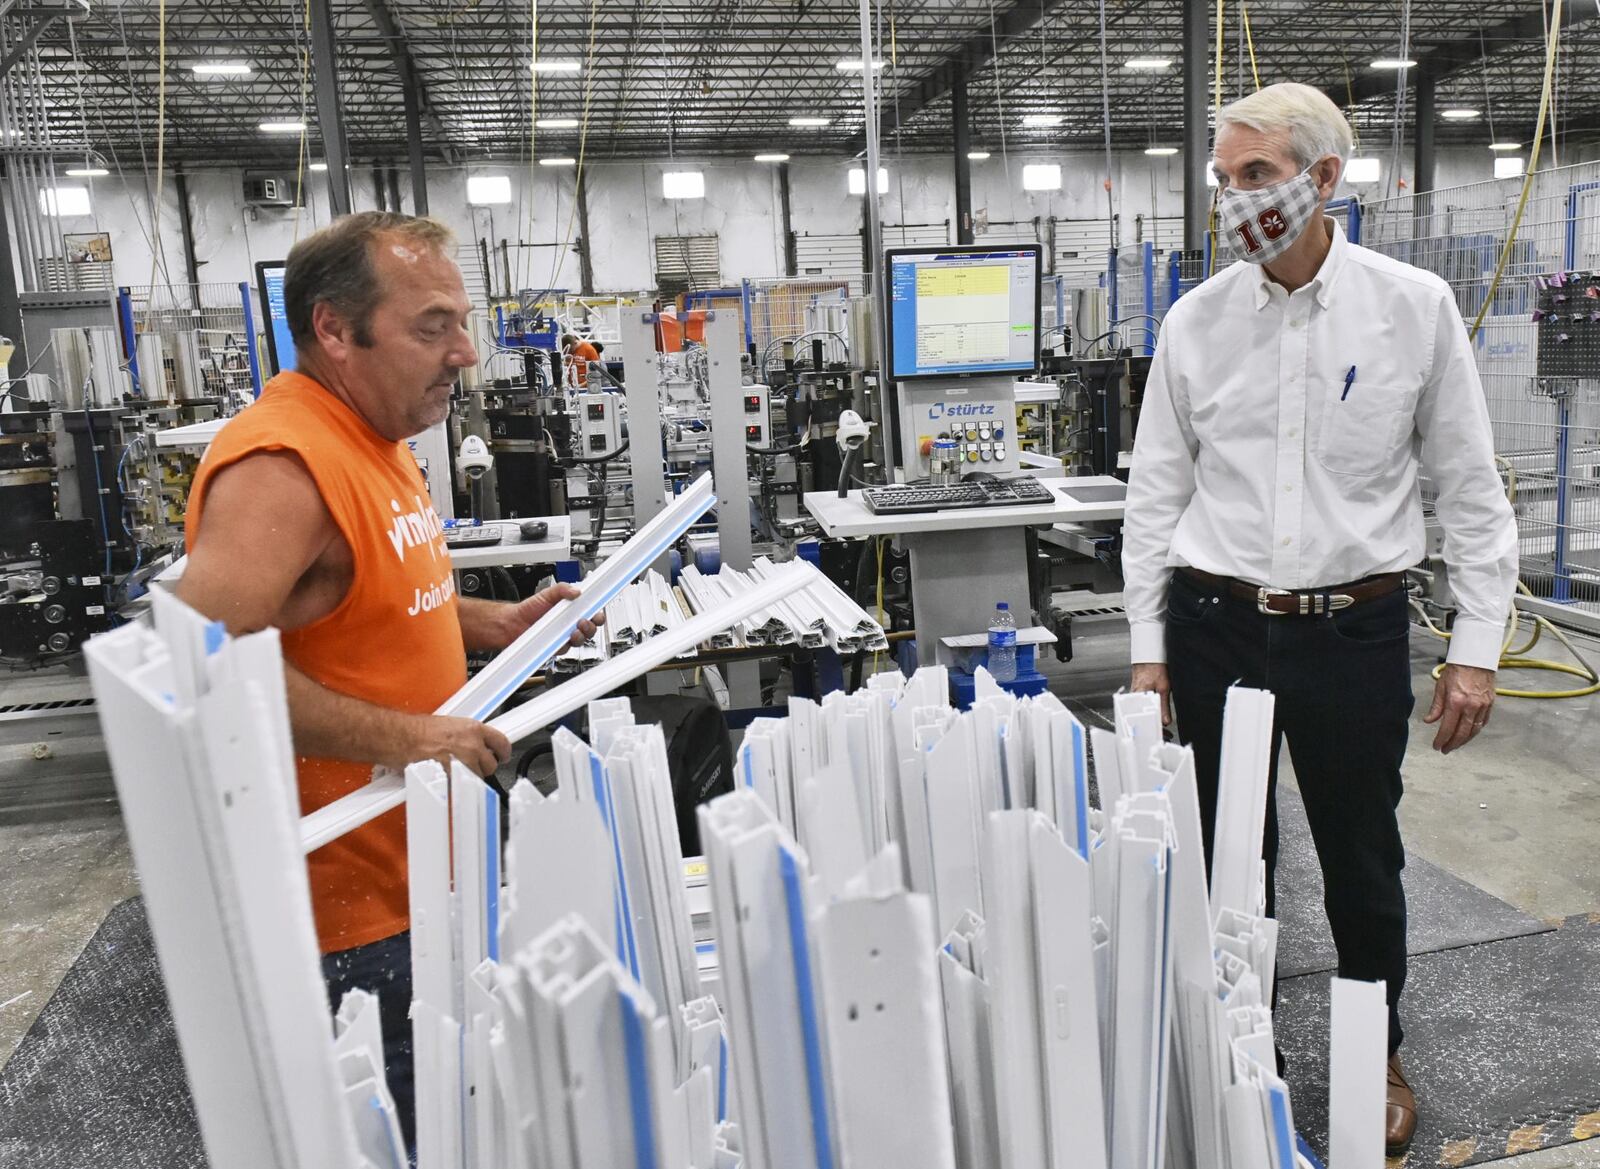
1315,381,1419,477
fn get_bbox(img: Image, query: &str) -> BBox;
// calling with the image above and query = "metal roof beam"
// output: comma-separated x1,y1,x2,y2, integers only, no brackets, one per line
359,0,458,165
1333,2,1600,109
844,0,1154,154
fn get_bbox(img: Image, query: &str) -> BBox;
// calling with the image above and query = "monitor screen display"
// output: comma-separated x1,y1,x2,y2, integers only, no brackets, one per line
886,245,1041,380
255,261,296,377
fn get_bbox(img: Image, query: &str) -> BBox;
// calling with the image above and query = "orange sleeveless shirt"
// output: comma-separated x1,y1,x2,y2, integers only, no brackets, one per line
186,371,468,954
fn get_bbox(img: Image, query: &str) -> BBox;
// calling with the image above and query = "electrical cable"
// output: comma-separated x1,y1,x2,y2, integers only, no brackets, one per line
81,394,115,586
545,0,601,296
1240,0,1260,90
1410,447,1599,699
870,534,886,677
1205,0,1227,276
1096,0,1115,251
291,0,313,244
1077,314,1164,356
146,0,169,291
1468,0,1562,340
562,437,630,465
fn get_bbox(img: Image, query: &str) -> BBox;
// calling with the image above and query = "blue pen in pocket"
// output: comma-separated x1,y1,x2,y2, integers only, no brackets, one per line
1341,365,1357,401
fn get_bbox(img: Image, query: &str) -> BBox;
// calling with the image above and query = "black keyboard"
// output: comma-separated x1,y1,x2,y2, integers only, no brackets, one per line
862,477,1057,515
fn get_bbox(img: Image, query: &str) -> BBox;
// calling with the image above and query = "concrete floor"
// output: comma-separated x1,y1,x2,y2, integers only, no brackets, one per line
2,622,1598,1165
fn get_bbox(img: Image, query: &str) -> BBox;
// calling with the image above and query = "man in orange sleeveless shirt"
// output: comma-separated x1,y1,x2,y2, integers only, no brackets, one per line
177,212,594,1147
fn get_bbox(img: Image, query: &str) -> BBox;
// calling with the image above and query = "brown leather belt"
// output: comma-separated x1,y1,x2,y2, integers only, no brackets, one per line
1179,567,1404,617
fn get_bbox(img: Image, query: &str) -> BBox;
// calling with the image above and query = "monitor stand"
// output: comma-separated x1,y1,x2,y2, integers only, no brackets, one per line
892,375,1032,664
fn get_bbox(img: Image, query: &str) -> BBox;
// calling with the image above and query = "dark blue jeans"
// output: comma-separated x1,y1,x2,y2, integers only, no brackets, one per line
1166,569,1413,1054
322,930,416,1153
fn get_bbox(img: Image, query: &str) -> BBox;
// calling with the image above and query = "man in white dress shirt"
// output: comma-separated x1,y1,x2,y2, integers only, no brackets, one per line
1122,83,1518,1155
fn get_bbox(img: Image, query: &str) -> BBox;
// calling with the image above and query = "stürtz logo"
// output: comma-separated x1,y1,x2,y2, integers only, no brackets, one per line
929,401,997,420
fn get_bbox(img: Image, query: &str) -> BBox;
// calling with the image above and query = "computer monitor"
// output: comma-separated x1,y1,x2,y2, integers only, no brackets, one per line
884,244,1041,381
255,260,296,377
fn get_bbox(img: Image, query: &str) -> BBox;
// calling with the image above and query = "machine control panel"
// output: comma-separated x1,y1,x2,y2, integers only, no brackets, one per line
742,385,771,449
577,391,622,454
897,377,1019,480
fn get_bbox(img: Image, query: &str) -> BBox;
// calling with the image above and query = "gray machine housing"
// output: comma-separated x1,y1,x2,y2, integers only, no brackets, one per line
896,375,1019,481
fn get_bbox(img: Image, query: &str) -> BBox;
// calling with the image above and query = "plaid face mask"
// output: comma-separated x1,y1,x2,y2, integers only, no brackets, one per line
1215,165,1322,265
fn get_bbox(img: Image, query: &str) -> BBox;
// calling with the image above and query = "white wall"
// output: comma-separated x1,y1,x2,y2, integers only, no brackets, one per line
20,142,1578,299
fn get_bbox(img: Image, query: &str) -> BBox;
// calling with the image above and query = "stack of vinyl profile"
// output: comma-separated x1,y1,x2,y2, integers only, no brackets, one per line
679,557,888,654
90,586,1388,1169
605,571,689,650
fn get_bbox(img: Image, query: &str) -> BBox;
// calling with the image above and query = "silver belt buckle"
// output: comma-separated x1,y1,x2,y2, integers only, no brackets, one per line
1257,586,1293,615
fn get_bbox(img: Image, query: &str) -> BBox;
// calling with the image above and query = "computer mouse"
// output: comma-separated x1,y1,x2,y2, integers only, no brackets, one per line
519,519,549,541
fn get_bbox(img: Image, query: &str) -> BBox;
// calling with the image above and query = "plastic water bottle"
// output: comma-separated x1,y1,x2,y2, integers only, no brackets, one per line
987,602,1017,683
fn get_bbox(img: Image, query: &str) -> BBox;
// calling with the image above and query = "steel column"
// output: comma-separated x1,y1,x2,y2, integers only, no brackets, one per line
401,77,429,215
575,167,595,294
309,0,353,218
372,167,388,211
778,163,796,277
173,169,202,288
857,0,883,299
1182,0,1209,250
1413,66,1436,195
952,70,974,245
0,189,23,375
387,167,403,214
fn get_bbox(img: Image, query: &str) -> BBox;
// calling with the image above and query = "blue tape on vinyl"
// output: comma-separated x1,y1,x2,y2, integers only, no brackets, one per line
779,845,836,1169
1072,721,1089,860
485,788,501,963
618,987,661,1169
591,753,640,979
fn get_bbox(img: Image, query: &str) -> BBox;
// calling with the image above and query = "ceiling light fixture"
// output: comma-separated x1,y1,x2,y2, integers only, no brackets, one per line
1369,58,1417,70
65,166,110,177
1124,57,1172,71
535,117,580,129
1441,108,1481,120
1144,146,1178,156
258,120,305,133
789,116,831,127
531,60,582,74
309,162,328,171
1488,141,1521,151
967,151,991,161
1494,156,1526,179
192,62,252,76
1022,113,1063,127
538,157,577,167
754,153,791,162
835,59,885,71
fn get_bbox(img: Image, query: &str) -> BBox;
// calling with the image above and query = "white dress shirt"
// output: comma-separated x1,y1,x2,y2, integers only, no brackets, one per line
1122,218,1519,671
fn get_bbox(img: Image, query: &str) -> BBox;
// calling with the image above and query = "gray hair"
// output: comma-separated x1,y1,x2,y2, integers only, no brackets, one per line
284,211,457,350
1217,82,1354,170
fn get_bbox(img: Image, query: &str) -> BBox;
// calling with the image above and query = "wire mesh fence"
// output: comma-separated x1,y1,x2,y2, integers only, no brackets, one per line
1362,161,1600,612
745,277,861,373
1107,242,1157,355
125,282,258,407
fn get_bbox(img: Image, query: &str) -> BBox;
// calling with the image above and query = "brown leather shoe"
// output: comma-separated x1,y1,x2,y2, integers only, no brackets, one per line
1386,1053,1417,1155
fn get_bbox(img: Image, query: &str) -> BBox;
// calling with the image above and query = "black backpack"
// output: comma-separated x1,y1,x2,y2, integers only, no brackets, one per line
622,695,735,856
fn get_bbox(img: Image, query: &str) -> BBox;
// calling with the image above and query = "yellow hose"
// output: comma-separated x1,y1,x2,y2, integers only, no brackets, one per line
1468,0,1562,340
1408,13,1594,698
1414,456,1600,698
